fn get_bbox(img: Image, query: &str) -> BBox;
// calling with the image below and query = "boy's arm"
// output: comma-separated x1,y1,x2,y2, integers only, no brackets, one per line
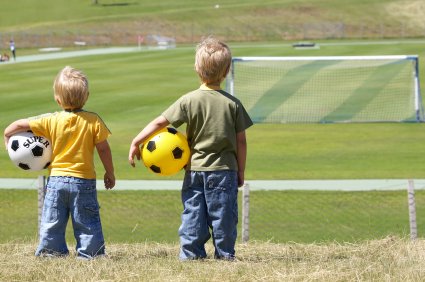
236,130,247,187
128,115,170,167
4,119,31,148
96,140,115,190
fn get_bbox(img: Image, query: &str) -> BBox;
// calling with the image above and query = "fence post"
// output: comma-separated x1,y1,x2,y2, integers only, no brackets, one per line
37,175,46,234
242,182,250,243
407,179,417,240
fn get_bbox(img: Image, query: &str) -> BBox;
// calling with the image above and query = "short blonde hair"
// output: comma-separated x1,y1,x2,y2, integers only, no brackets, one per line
194,37,232,85
53,66,89,110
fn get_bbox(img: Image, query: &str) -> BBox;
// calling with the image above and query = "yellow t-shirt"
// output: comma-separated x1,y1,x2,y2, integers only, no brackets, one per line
29,110,111,179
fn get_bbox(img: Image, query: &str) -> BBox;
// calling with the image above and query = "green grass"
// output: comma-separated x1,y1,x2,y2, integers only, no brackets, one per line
250,190,425,242
248,123,425,180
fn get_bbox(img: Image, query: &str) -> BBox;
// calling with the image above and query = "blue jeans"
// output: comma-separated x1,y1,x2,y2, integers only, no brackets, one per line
35,176,105,259
179,170,238,260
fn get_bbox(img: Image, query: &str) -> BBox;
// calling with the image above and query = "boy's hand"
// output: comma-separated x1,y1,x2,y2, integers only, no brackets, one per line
128,116,170,167
238,171,245,187
4,119,31,150
128,143,141,167
104,172,115,189
95,140,115,189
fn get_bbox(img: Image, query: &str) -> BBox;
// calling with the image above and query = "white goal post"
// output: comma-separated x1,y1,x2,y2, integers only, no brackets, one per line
226,55,423,123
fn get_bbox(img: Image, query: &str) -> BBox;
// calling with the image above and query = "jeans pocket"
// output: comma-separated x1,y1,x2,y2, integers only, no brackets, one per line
82,203,100,224
207,171,237,191
76,187,101,225
42,188,58,223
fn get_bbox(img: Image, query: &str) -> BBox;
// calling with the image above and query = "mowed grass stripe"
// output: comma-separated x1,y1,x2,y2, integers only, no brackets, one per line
322,60,413,122
247,60,339,123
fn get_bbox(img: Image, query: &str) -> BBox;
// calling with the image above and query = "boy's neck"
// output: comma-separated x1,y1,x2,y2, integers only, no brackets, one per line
200,83,221,90
64,108,83,113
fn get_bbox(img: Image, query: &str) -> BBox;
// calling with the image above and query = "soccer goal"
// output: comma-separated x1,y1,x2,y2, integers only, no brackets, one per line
226,55,424,123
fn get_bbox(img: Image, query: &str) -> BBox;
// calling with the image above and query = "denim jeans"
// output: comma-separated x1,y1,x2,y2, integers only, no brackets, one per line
179,170,238,260
35,176,105,259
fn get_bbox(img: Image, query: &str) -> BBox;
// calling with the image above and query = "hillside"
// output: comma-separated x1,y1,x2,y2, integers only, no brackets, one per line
1,0,424,49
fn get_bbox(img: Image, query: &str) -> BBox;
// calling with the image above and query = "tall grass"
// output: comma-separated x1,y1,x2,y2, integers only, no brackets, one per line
1,237,425,281
1,0,424,43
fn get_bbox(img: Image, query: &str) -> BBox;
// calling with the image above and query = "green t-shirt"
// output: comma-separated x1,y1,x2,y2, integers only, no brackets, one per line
162,88,253,171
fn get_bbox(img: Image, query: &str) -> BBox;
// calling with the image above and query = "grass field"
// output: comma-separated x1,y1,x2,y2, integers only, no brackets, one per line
2,40,425,246
2,1,425,280
1,40,425,180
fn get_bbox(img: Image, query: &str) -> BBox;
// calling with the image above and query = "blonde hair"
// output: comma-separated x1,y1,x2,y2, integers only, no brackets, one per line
53,66,89,110
194,37,232,85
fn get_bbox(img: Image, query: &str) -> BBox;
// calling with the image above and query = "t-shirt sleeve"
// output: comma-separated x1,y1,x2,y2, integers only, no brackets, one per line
235,102,253,133
161,96,187,128
28,113,54,141
94,117,111,144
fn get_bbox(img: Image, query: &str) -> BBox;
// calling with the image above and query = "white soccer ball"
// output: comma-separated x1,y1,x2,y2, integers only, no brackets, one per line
7,131,52,171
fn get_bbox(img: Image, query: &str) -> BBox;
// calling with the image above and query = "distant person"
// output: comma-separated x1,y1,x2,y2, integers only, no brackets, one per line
129,37,253,260
9,40,16,61
4,66,115,259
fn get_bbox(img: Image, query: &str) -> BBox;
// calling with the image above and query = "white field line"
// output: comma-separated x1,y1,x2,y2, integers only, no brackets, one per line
1,40,425,65
0,46,176,64
1,178,425,191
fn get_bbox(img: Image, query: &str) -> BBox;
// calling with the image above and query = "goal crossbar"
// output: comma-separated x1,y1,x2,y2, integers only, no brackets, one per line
233,55,419,61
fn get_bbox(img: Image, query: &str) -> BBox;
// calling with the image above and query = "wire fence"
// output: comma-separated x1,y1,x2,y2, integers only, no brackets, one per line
0,178,424,244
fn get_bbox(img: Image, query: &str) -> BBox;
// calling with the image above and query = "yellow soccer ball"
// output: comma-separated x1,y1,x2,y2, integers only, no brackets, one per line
141,127,190,176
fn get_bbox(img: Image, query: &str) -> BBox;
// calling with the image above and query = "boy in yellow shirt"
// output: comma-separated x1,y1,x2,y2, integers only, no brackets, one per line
4,66,115,259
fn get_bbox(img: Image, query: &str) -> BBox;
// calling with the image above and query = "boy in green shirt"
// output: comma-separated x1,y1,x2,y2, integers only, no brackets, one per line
129,37,253,260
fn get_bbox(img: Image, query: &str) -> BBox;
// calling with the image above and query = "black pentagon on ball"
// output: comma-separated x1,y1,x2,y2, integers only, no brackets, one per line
146,141,156,152
11,140,20,151
18,163,31,170
32,145,44,157
150,165,161,174
167,127,177,134
172,147,183,159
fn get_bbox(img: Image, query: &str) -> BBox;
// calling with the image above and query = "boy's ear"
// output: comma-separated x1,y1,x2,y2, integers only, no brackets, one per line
223,63,231,78
54,96,62,106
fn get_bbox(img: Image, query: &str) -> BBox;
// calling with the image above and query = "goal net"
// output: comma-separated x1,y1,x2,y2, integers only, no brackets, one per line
226,56,423,123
